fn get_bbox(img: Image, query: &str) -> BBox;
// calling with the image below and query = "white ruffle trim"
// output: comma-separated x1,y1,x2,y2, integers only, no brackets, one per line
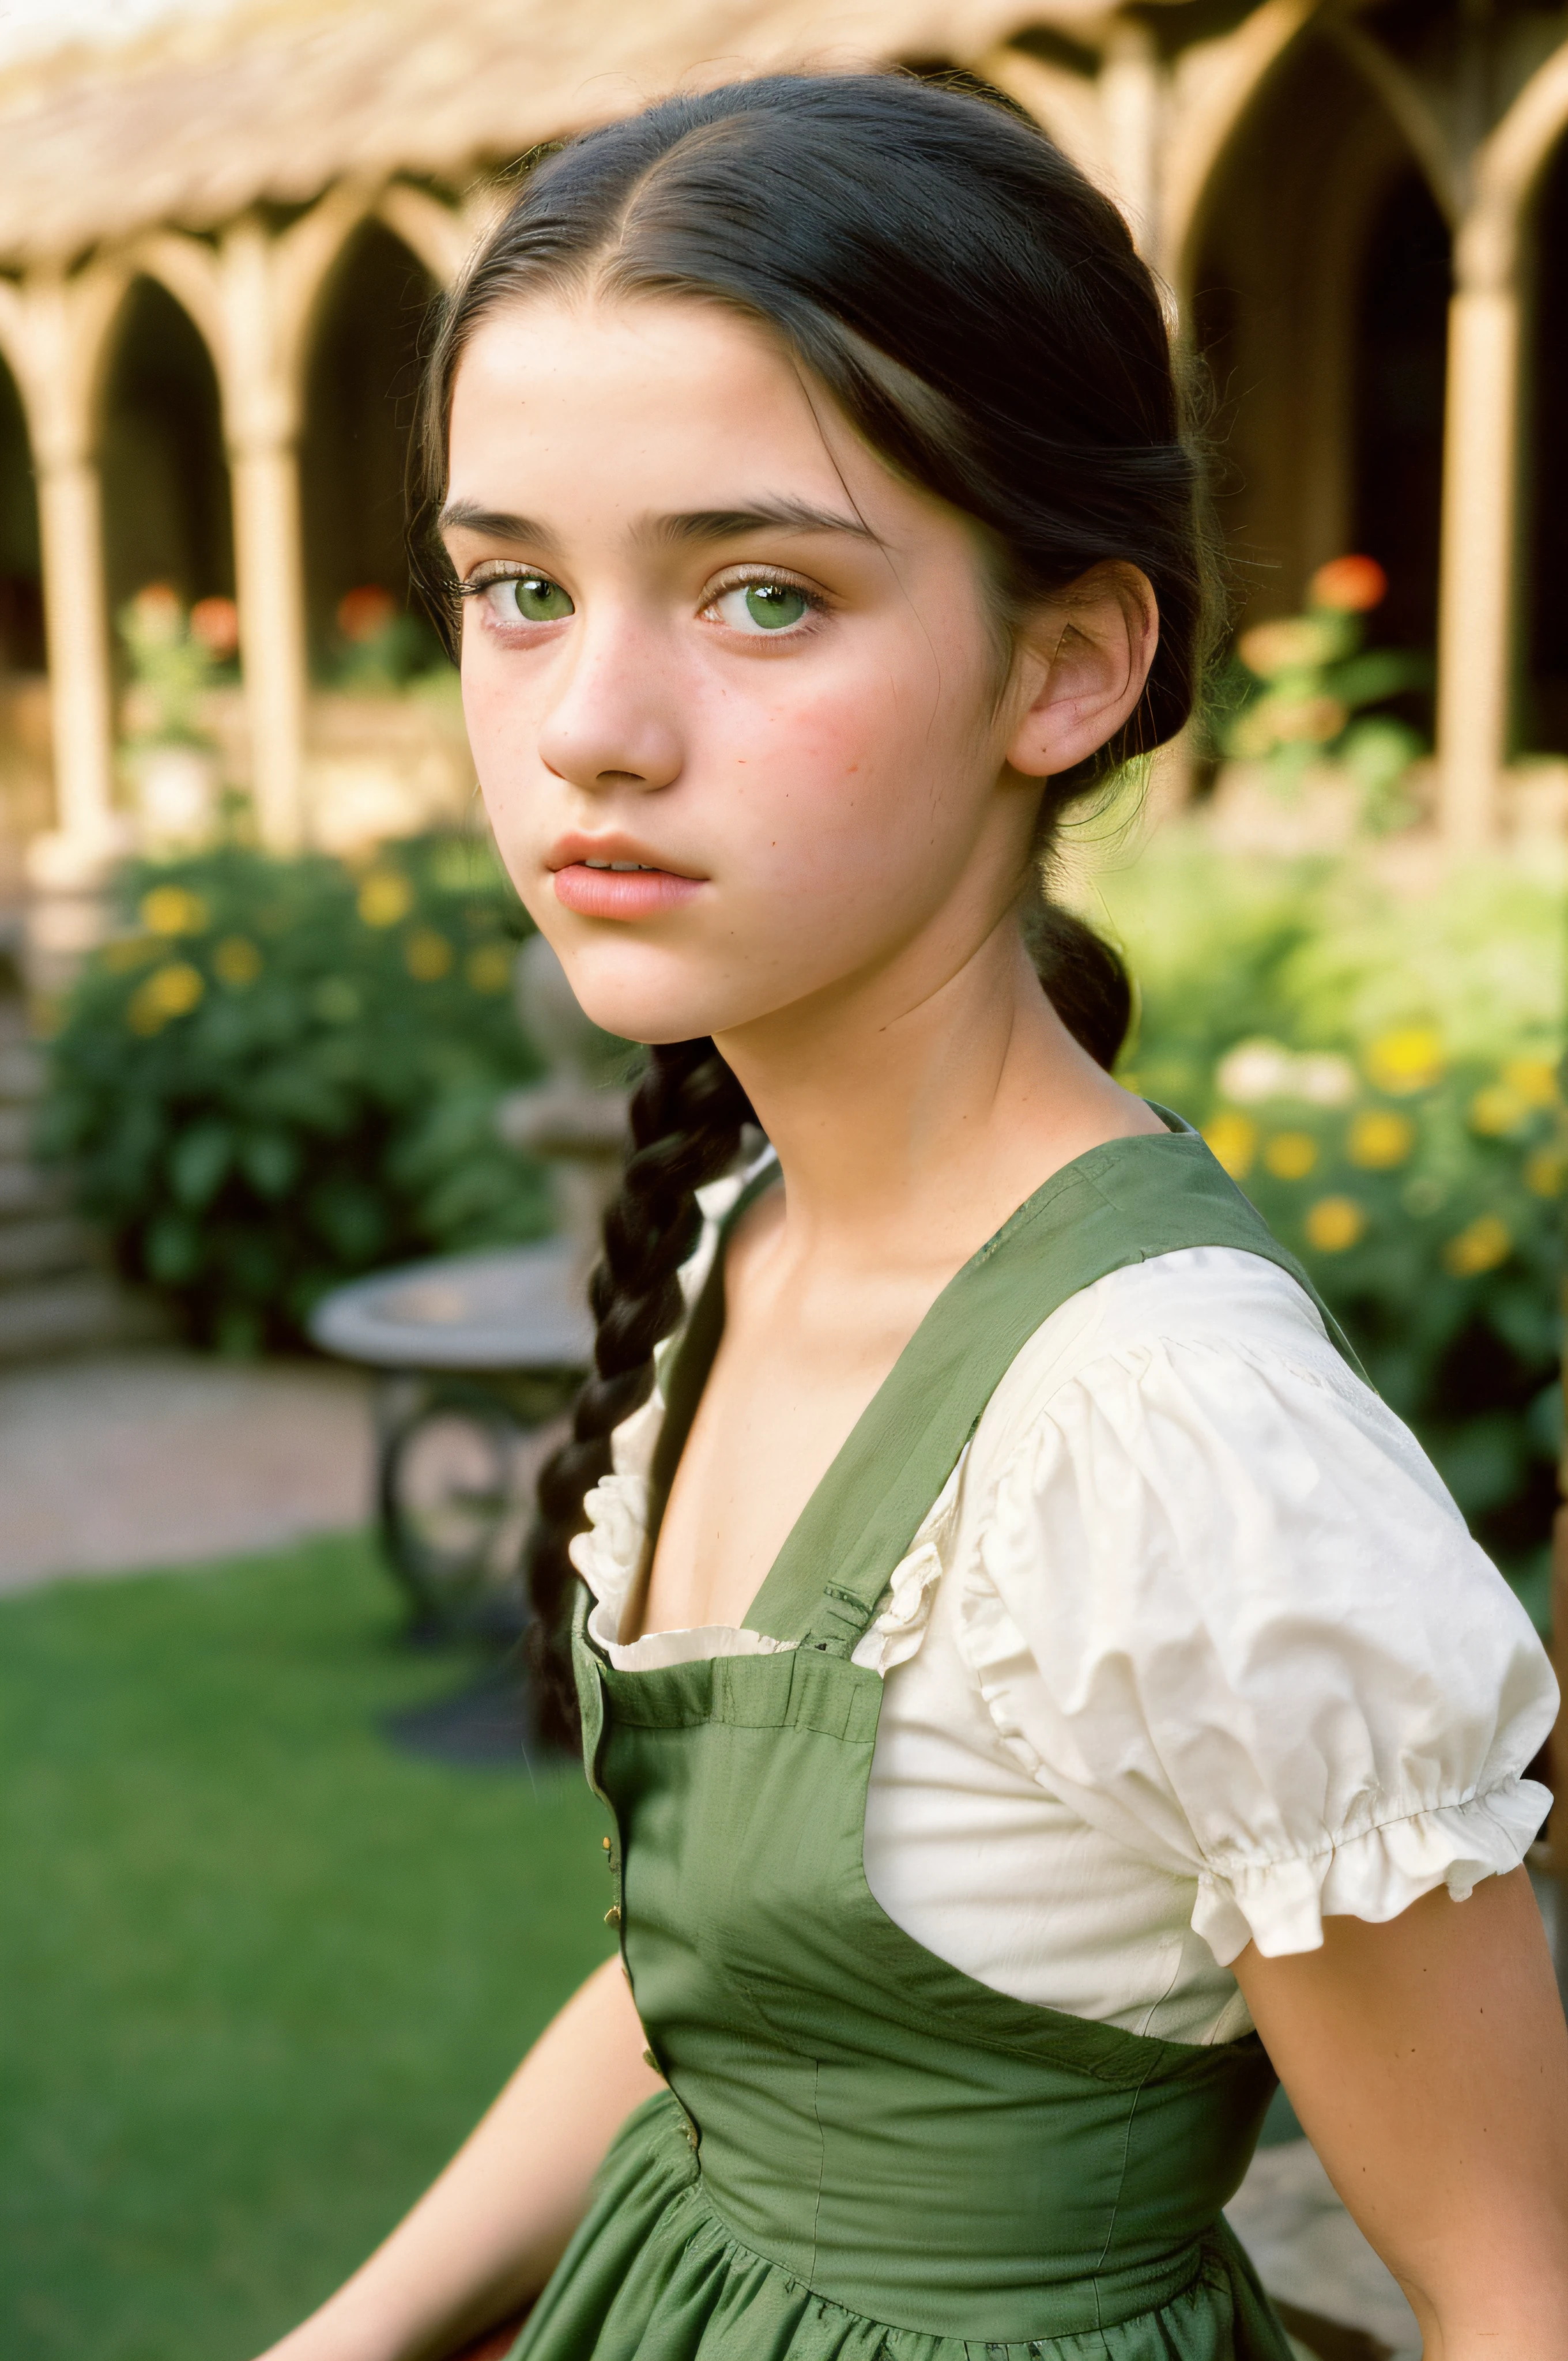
851,1451,970,1674
1194,1778,1552,1963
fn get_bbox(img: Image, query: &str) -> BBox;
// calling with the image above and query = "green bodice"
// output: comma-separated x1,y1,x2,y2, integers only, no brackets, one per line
521,1118,1336,2359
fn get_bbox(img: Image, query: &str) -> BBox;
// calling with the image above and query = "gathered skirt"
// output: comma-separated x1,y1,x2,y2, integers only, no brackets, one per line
511,2093,1295,2361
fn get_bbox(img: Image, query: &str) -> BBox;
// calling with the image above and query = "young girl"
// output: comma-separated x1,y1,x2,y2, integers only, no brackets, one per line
265,73,1568,2361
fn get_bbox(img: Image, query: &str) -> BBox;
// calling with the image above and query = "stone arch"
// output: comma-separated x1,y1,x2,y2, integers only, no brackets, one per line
96,273,232,623
0,345,41,674
1521,127,1568,752
1454,46,1568,758
1162,0,1321,298
1186,27,1450,675
297,217,441,672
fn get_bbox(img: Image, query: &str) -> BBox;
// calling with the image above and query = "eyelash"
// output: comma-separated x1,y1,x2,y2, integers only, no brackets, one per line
702,567,828,635
455,564,831,634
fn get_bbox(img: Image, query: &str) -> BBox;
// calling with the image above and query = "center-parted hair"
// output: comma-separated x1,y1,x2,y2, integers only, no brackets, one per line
416,73,1212,1743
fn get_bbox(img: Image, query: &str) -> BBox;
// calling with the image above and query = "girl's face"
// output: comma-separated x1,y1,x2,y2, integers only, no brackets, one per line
443,294,1049,1048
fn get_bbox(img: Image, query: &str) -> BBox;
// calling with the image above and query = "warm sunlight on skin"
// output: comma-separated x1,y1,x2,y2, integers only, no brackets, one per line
442,295,1155,1065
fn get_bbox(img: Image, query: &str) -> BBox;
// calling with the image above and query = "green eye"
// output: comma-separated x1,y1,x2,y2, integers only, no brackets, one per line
506,574,574,621
742,583,808,631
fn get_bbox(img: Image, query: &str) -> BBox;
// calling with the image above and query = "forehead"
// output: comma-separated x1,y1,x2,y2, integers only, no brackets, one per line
446,292,888,522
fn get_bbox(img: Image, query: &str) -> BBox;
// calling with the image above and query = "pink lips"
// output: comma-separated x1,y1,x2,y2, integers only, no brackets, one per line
552,864,703,919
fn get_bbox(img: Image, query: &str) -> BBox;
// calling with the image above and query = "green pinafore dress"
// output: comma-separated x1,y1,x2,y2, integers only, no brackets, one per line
519,1121,1356,2360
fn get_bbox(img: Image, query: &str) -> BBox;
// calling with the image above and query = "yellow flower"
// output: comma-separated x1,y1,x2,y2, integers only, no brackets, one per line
140,885,210,937
1441,1214,1512,1277
313,977,361,1025
1305,1195,1367,1252
465,941,514,994
213,935,262,987
1503,1055,1560,1108
1347,1109,1415,1169
405,927,454,982
1469,1084,1528,1137
1363,1027,1444,1095
1203,1111,1258,1179
357,870,414,928
101,935,157,974
1525,1149,1568,1199
127,962,205,1034
1235,617,1341,678
1263,1130,1318,1179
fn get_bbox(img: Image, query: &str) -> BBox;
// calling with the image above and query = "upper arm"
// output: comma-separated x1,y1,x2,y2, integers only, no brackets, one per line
1235,1869,1568,2356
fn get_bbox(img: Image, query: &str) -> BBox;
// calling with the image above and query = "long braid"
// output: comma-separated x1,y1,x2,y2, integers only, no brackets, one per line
524,1039,755,1747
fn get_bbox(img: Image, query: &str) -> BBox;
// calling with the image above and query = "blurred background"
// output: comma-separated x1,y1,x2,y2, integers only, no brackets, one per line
0,4,1563,2358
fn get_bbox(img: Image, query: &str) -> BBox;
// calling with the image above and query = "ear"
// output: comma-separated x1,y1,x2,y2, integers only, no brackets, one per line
1003,562,1160,779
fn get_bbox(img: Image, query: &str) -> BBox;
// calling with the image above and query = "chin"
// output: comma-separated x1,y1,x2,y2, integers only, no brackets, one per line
551,941,745,1049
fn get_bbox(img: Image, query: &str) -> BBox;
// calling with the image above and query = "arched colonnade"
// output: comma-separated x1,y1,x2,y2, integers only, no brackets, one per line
2,2,1568,859
0,178,489,854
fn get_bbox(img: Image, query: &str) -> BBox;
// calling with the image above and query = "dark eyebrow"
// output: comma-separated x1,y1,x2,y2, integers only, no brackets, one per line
437,496,881,549
438,500,556,544
643,501,880,546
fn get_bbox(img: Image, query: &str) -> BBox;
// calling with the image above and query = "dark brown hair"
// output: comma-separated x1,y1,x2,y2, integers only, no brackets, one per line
416,72,1208,1741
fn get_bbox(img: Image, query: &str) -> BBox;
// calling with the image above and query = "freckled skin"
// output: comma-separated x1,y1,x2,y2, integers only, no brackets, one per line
446,295,1052,1051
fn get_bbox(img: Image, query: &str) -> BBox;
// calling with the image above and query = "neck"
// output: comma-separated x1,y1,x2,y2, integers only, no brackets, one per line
714,915,1151,1277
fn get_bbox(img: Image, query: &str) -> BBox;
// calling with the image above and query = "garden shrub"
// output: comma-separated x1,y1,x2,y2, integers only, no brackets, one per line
36,814,1564,1622
1101,827,1565,1624
1214,554,1429,831
37,833,550,1355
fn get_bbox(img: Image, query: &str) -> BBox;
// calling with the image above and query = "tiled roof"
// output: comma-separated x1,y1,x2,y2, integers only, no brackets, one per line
0,0,1110,263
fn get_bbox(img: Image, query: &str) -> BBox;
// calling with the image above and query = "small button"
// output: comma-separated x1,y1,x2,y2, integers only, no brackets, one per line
601,1835,612,1852
604,1904,621,1925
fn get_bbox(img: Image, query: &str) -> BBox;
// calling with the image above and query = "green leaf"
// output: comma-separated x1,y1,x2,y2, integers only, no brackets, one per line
168,1119,234,1210
145,1213,204,1284
238,1130,301,1200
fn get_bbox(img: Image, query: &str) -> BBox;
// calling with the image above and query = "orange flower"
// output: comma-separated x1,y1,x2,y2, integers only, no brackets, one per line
1309,555,1386,613
190,595,240,655
338,585,397,643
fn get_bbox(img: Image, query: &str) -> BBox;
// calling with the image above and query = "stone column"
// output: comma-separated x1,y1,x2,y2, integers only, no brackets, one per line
217,214,312,851
229,433,308,849
33,446,117,847
1100,25,1162,258
1434,273,1520,848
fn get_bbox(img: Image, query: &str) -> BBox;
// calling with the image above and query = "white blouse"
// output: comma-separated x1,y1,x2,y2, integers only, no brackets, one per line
572,1175,1556,2045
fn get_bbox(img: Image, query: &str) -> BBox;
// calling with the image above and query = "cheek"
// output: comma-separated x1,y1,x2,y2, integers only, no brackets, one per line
713,646,987,895
460,632,522,779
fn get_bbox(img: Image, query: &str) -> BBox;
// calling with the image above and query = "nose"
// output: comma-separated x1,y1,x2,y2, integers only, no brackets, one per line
536,614,683,794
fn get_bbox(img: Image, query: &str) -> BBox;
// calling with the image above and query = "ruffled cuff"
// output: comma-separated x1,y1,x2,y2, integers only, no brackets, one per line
1193,1775,1552,1964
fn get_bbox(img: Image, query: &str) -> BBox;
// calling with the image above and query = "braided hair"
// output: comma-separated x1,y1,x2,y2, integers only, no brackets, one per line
523,1042,753,1745
415,73,1210,1740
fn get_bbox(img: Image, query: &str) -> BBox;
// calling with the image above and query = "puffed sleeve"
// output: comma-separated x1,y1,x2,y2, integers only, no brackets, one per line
956,1318,1558,1965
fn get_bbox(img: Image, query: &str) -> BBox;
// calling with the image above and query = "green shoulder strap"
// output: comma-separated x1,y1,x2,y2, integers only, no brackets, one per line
739,1114,1362,1653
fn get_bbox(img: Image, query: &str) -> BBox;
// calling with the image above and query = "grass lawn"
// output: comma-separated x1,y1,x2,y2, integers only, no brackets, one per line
0,1533,613,2361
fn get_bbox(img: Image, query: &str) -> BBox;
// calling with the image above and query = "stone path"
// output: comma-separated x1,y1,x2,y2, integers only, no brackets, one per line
0,1348,372,1590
